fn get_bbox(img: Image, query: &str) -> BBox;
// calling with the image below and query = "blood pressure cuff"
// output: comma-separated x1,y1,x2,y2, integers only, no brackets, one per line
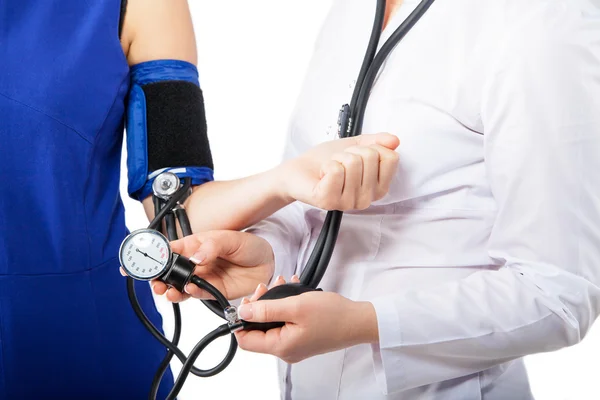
126,60,214,201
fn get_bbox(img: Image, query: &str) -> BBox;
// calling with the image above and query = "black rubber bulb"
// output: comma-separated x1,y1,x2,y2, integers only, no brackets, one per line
242,283,322,332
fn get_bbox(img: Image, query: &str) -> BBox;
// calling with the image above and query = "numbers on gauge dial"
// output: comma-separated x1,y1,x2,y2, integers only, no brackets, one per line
120,230,171,280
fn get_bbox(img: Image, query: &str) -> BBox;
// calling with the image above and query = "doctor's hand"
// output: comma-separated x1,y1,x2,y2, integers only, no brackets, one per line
279,133,400,211
234,278,379,364
150,230,275,303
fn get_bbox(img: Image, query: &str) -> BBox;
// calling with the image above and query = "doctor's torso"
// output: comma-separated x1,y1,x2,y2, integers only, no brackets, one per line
276,0,588,398
291,0,501,298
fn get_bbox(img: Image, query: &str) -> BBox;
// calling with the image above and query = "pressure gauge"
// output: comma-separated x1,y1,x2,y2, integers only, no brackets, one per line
119,229,172,281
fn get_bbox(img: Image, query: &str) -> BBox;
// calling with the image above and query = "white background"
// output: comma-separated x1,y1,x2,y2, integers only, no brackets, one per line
120,1,600,399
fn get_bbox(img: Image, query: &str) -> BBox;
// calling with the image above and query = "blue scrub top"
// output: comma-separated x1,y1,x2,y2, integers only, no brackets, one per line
0,1,173,398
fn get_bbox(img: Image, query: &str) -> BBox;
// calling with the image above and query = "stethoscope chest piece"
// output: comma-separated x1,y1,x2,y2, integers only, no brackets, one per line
119,229,195,292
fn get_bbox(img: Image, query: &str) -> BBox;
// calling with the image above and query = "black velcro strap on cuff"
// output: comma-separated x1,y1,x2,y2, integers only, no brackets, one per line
142,81,214,173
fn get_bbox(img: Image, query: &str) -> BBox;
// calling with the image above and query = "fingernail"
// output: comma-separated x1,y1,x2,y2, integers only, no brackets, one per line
238,304,253,320
292,275,299,281
184,284,191,294
189,252,206,265
241,297,250,305
276,275,284,281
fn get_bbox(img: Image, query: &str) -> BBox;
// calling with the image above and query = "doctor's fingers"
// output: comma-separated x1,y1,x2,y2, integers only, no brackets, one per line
330,152,364,210
184,278,217,301
170,231,242,263
355,132,400,150
186,232,244,266
343,146,380,209
250,283,270,302
314,160,345,210
150,280,191,303
151,280,168,295
235,327,284,358
169,235,202,258
165,287,190,303
235,298,300,355
248,274,294,302
238,295,300,324
368,144,400,199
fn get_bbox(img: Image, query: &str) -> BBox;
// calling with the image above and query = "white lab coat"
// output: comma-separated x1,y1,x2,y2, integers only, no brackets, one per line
249,0,600,398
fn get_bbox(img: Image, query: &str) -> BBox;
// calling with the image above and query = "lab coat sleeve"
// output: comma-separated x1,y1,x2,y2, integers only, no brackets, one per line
369,7,600,394
246,201,309,283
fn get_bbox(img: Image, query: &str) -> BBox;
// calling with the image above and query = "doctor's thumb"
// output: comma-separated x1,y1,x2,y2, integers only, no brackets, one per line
189,233,237,266
238,299,294,323
357,133,400,150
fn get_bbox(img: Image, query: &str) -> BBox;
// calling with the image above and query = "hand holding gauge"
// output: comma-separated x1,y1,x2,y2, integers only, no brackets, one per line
120,227,320,322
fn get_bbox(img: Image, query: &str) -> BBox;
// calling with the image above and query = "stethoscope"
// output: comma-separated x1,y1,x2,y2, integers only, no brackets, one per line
120,1,436,398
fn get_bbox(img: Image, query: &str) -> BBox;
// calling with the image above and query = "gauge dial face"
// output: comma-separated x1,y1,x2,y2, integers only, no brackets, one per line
119,229,171,280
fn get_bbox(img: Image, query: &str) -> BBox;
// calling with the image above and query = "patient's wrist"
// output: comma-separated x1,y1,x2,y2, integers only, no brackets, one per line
266,164,295,205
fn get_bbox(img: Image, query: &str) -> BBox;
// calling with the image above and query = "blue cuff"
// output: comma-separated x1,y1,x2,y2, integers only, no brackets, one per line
130,59,200,87
126,59,207,200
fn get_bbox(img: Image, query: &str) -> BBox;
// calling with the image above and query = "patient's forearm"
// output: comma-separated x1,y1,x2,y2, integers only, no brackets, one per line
185,167,292,231
142,167,292,233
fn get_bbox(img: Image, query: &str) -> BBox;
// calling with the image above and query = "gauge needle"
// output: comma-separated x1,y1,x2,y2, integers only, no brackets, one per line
136,249,162,265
